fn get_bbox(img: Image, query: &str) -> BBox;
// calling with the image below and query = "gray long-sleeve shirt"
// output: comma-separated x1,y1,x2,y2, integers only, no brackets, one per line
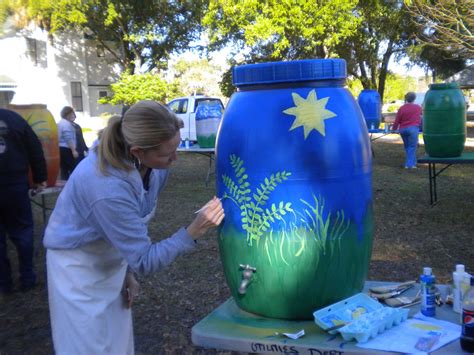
43,150,196,275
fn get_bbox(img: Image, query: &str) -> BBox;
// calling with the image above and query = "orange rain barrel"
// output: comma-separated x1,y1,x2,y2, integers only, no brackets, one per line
8,104,60,187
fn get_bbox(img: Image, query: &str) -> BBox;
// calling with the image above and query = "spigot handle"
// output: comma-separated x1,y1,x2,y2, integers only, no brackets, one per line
239,264,257,272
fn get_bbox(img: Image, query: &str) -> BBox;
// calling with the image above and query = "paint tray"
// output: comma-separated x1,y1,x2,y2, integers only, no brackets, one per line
313,293,383,333
313,293,409,343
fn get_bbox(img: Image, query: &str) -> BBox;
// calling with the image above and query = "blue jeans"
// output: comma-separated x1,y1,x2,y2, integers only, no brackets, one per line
0,183,36,291
400,126,419,168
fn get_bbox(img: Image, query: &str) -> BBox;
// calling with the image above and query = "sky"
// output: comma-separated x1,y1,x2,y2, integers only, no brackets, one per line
174,48,428,79
389,58,427,78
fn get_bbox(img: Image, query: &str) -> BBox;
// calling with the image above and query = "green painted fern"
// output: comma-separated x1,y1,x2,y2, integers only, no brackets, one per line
222,154,293,245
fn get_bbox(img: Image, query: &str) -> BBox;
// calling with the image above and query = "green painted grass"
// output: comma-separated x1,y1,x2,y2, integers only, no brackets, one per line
219,204,373,319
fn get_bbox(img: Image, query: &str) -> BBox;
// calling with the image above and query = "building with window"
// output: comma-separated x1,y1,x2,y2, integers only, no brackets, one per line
0,17,122,129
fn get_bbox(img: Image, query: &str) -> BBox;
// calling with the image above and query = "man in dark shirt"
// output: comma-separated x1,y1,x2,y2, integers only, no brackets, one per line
72,121,89,164
0,108,47,294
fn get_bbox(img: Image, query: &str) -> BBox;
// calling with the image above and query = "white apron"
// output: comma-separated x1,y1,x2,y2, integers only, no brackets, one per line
47,239,134,355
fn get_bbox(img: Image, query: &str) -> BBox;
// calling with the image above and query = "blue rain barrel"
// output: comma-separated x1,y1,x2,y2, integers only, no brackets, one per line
216,59,373,319
195,102,223,148
358,89,381,130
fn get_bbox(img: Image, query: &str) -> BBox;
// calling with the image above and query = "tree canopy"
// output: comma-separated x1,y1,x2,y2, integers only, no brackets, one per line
1,0,207,73
406,0,473,59
169,58,224,97
99,72,182,106
203,0,361,60
204,0,422,101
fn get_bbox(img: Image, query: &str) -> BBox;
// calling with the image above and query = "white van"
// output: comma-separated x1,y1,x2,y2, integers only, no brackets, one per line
167,95,224,141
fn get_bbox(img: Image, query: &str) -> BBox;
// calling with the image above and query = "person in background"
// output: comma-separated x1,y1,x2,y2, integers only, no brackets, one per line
0,109,47,295
43,100,224,354
58,106,78,179
392,92,423,169
72,119,88,165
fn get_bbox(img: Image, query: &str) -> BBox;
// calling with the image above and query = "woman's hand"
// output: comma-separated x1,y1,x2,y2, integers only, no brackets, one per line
122,271,140,309
186,196,225,240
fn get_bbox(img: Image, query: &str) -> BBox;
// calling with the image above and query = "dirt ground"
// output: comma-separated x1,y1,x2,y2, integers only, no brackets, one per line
1,128,474,354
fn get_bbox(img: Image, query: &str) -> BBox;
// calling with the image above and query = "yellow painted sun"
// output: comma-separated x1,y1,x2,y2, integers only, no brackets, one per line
283,90,337,139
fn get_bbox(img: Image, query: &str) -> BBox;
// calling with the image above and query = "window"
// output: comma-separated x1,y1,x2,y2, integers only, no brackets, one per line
99,90,108,98
26,38,47,68
167,99,188,114
195,98,224,111
71,82,83,112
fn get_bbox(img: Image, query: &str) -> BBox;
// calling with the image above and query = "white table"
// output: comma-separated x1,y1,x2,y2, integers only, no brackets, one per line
192,281,464,354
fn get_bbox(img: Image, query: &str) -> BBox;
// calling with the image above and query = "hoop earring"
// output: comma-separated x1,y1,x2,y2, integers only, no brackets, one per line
134,156,142,170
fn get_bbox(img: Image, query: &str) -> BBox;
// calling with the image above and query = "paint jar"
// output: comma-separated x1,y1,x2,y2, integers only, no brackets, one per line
420,267,436,317
216,59,373,319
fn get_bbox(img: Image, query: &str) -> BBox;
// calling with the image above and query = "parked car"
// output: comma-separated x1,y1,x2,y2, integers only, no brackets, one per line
167,95,225,141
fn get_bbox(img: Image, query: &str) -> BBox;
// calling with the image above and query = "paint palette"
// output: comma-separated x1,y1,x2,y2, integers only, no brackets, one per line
313,293,409,342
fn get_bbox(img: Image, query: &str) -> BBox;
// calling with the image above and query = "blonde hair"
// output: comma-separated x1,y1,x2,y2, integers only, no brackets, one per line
97,101,182,175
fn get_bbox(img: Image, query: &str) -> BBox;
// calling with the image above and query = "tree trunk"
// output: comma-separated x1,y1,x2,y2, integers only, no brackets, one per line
377,40,394,102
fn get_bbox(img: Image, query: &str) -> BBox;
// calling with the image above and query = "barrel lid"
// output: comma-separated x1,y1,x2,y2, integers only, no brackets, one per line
232,59,347,87
429,82,459,90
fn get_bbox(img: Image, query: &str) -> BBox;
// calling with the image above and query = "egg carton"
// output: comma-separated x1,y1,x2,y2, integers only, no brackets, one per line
313,293,409,343
313,293,384,333
338,306,409,343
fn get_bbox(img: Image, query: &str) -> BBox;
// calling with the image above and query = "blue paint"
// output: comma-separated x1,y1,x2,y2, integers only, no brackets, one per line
218,60,372,240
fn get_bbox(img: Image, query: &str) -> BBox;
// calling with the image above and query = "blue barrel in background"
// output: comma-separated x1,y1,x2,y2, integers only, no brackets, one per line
195,102,223,148
216,59,373,319
358,89,381,130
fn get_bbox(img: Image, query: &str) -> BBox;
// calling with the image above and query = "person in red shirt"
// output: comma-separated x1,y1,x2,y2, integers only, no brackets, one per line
392,92,422,169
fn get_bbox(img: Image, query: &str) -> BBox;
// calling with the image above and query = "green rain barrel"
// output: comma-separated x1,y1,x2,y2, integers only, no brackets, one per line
358,89,381,130
423,83,466,157
216,59,373,320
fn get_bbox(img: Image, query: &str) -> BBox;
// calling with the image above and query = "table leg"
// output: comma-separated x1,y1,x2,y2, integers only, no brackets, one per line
432,163,438,204
427,163,434,205
205,153,215,187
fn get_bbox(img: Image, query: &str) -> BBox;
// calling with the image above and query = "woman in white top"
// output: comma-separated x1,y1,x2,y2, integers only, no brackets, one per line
44,100,224,354
58,106,78,179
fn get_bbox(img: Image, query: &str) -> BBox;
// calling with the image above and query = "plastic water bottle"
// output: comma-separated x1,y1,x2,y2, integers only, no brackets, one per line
453,264,469,313
461,276,474,352
184,138,190,149
420,267,436,317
